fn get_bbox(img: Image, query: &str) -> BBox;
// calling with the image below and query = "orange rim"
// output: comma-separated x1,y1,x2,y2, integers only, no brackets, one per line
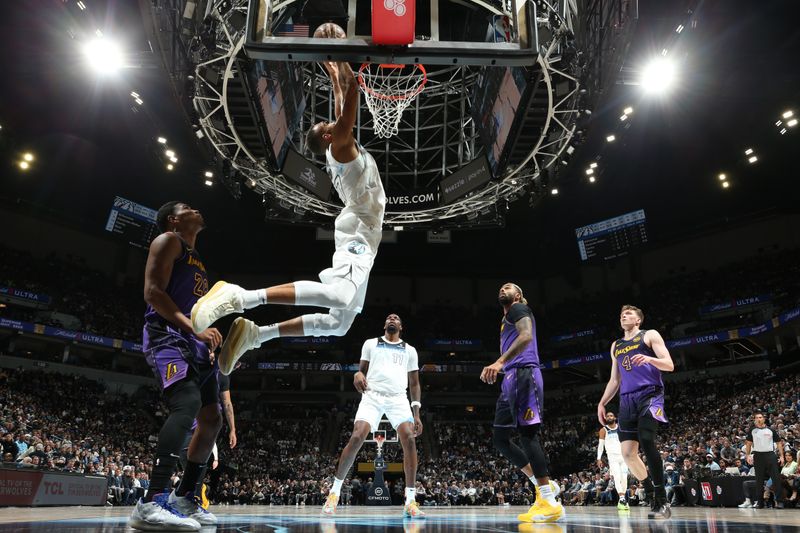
358,63,427,102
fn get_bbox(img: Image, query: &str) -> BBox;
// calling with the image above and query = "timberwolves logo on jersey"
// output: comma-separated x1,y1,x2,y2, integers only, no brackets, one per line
347,240,367,255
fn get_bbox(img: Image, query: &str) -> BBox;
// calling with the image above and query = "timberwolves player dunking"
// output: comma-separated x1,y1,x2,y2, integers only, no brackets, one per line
481,283,563,523
189,23,386,375
597,305,674,519
129,202,222,531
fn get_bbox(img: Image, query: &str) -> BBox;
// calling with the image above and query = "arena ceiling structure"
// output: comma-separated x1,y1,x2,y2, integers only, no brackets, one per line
143,0,637,230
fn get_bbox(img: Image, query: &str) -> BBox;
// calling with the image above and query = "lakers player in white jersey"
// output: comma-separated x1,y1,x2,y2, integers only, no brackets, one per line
597,411,629,510
322,314,424,518
189,23,386,375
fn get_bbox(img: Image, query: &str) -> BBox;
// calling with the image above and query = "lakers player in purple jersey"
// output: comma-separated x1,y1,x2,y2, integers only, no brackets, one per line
129,202,223,532
480,283,564,523
597,305,674,519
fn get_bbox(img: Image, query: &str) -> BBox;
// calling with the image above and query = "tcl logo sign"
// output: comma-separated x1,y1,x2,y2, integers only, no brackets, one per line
43,481,64,495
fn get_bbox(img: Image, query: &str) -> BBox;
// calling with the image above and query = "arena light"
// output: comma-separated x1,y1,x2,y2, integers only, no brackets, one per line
589,176,596,183
77,1,87,10
606,134,616,142
165,150,175,158
718,173,726,181
744,148,754,155
619,114,628,122
640,58,676,94
623,107,633,115
18,161,30,170
169,156,178,163
585,168,594,175
157,137,167,144
82,37,124,75
589,162,598,169
551,188,559,195
22,153,34,162
788,118,798,128
204,171,214,178
748,155,758,164
675,24,684,33
722,181,730,189
204,179,214,187
783,110,794,119
166,163,174,171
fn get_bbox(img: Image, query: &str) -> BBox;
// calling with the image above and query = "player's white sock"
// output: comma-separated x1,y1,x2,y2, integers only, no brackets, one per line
258,324,280,344
405,487,416,505
538,483,557,505
528,475,537,486
331,477,344,496
242,289,266,309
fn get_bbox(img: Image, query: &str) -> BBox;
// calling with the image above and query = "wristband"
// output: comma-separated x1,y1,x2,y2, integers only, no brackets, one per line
411,401,421,409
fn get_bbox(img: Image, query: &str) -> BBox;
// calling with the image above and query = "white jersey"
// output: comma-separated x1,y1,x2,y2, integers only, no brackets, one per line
326,143,386,262
361,336,418,396
603,425,622,457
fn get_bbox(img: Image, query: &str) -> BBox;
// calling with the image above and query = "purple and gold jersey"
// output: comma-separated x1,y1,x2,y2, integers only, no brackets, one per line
613,330,663,394
143,237,209,328
500,303,541,370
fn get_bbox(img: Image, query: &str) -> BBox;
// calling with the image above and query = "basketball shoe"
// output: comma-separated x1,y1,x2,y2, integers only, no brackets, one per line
191,281,244,333
128,493,201,531
322,493,339,515
218,317,260,375
617,498,630,511
517,486,565,523
167,490,218,526
648,497,671,519
403,501,426,518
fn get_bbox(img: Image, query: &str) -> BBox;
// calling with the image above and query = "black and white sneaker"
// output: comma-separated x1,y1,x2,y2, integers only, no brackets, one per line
648,499,671,520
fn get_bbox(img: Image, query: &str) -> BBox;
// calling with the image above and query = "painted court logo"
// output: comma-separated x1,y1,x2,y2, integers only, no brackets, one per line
384,0,406,16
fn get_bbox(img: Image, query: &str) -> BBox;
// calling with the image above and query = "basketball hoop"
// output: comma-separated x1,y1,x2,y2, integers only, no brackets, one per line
358,63,427,139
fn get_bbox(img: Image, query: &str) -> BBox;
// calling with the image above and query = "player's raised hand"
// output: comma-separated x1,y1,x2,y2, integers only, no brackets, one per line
313,22,346,39
353,371,368,393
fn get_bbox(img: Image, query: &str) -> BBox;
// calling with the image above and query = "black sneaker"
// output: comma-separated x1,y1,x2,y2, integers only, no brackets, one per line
775,502,785,509
648,499,671,519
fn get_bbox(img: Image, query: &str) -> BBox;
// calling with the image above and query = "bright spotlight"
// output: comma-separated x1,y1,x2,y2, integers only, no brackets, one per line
589,162,598,169
623,106,634,115
204,179,214,187
718,173,726,181
204,171,214,178
640,58,676,94
748,155,758,164
82,38,124,74
169,156,178,163
788,118,798,128
551,188,559,196
744,148,754,155
589,176,596,183
722,181,730,189
783,110,794,119
606,134,616,142
18,161,30,170
585,168,594,175
157,137,167,144
166,164,174,171
22,153,34,162
165,150,175,158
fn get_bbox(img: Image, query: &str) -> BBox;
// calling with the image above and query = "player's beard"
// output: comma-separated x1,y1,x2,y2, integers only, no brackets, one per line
498,294,512,306
386,324,398,334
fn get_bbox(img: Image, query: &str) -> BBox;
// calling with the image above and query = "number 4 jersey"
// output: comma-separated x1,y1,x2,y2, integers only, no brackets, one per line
361,336,419,396
613,330,664,394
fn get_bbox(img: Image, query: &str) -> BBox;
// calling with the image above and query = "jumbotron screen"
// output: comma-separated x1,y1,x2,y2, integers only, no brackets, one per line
575,209,648,262
104,196,158,249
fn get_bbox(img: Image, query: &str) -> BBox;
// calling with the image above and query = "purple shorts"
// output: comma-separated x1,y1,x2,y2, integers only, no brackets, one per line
143,319,211,390
619,385,668,437
493,366,544,427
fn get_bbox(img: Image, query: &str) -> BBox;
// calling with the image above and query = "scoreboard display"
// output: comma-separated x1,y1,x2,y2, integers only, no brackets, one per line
104,196,158,249
575,209,648,262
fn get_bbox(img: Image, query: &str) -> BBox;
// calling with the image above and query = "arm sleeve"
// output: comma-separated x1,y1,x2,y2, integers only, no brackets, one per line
407,345,419,372
597,439,605,461
361,339,374,361
506,303,533,324
218,373,230,393
211,443,218,461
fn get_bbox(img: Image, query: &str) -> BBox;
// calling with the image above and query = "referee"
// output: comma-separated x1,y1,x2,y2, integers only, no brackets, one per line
745,412,785,508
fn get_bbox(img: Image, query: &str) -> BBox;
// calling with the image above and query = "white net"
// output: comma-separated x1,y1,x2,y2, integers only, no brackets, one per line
358,63,427,139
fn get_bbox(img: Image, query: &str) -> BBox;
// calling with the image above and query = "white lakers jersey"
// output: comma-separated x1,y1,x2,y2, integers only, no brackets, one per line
360,336,418,396
326,143,386,260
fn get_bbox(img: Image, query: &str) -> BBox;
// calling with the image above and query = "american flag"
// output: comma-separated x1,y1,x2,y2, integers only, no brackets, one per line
275,24,310,37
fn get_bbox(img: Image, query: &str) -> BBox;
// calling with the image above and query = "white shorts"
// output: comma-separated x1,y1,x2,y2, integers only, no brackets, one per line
354,390,414,431
319,249,373,313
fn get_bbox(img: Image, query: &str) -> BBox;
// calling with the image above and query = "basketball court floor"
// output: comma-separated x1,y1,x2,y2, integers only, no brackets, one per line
0,505,796,532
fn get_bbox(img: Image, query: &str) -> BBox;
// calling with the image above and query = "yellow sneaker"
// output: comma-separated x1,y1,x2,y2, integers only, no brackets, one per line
517,498,564,523
403,501,426,518
322,493,339,515
517,487,546,522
